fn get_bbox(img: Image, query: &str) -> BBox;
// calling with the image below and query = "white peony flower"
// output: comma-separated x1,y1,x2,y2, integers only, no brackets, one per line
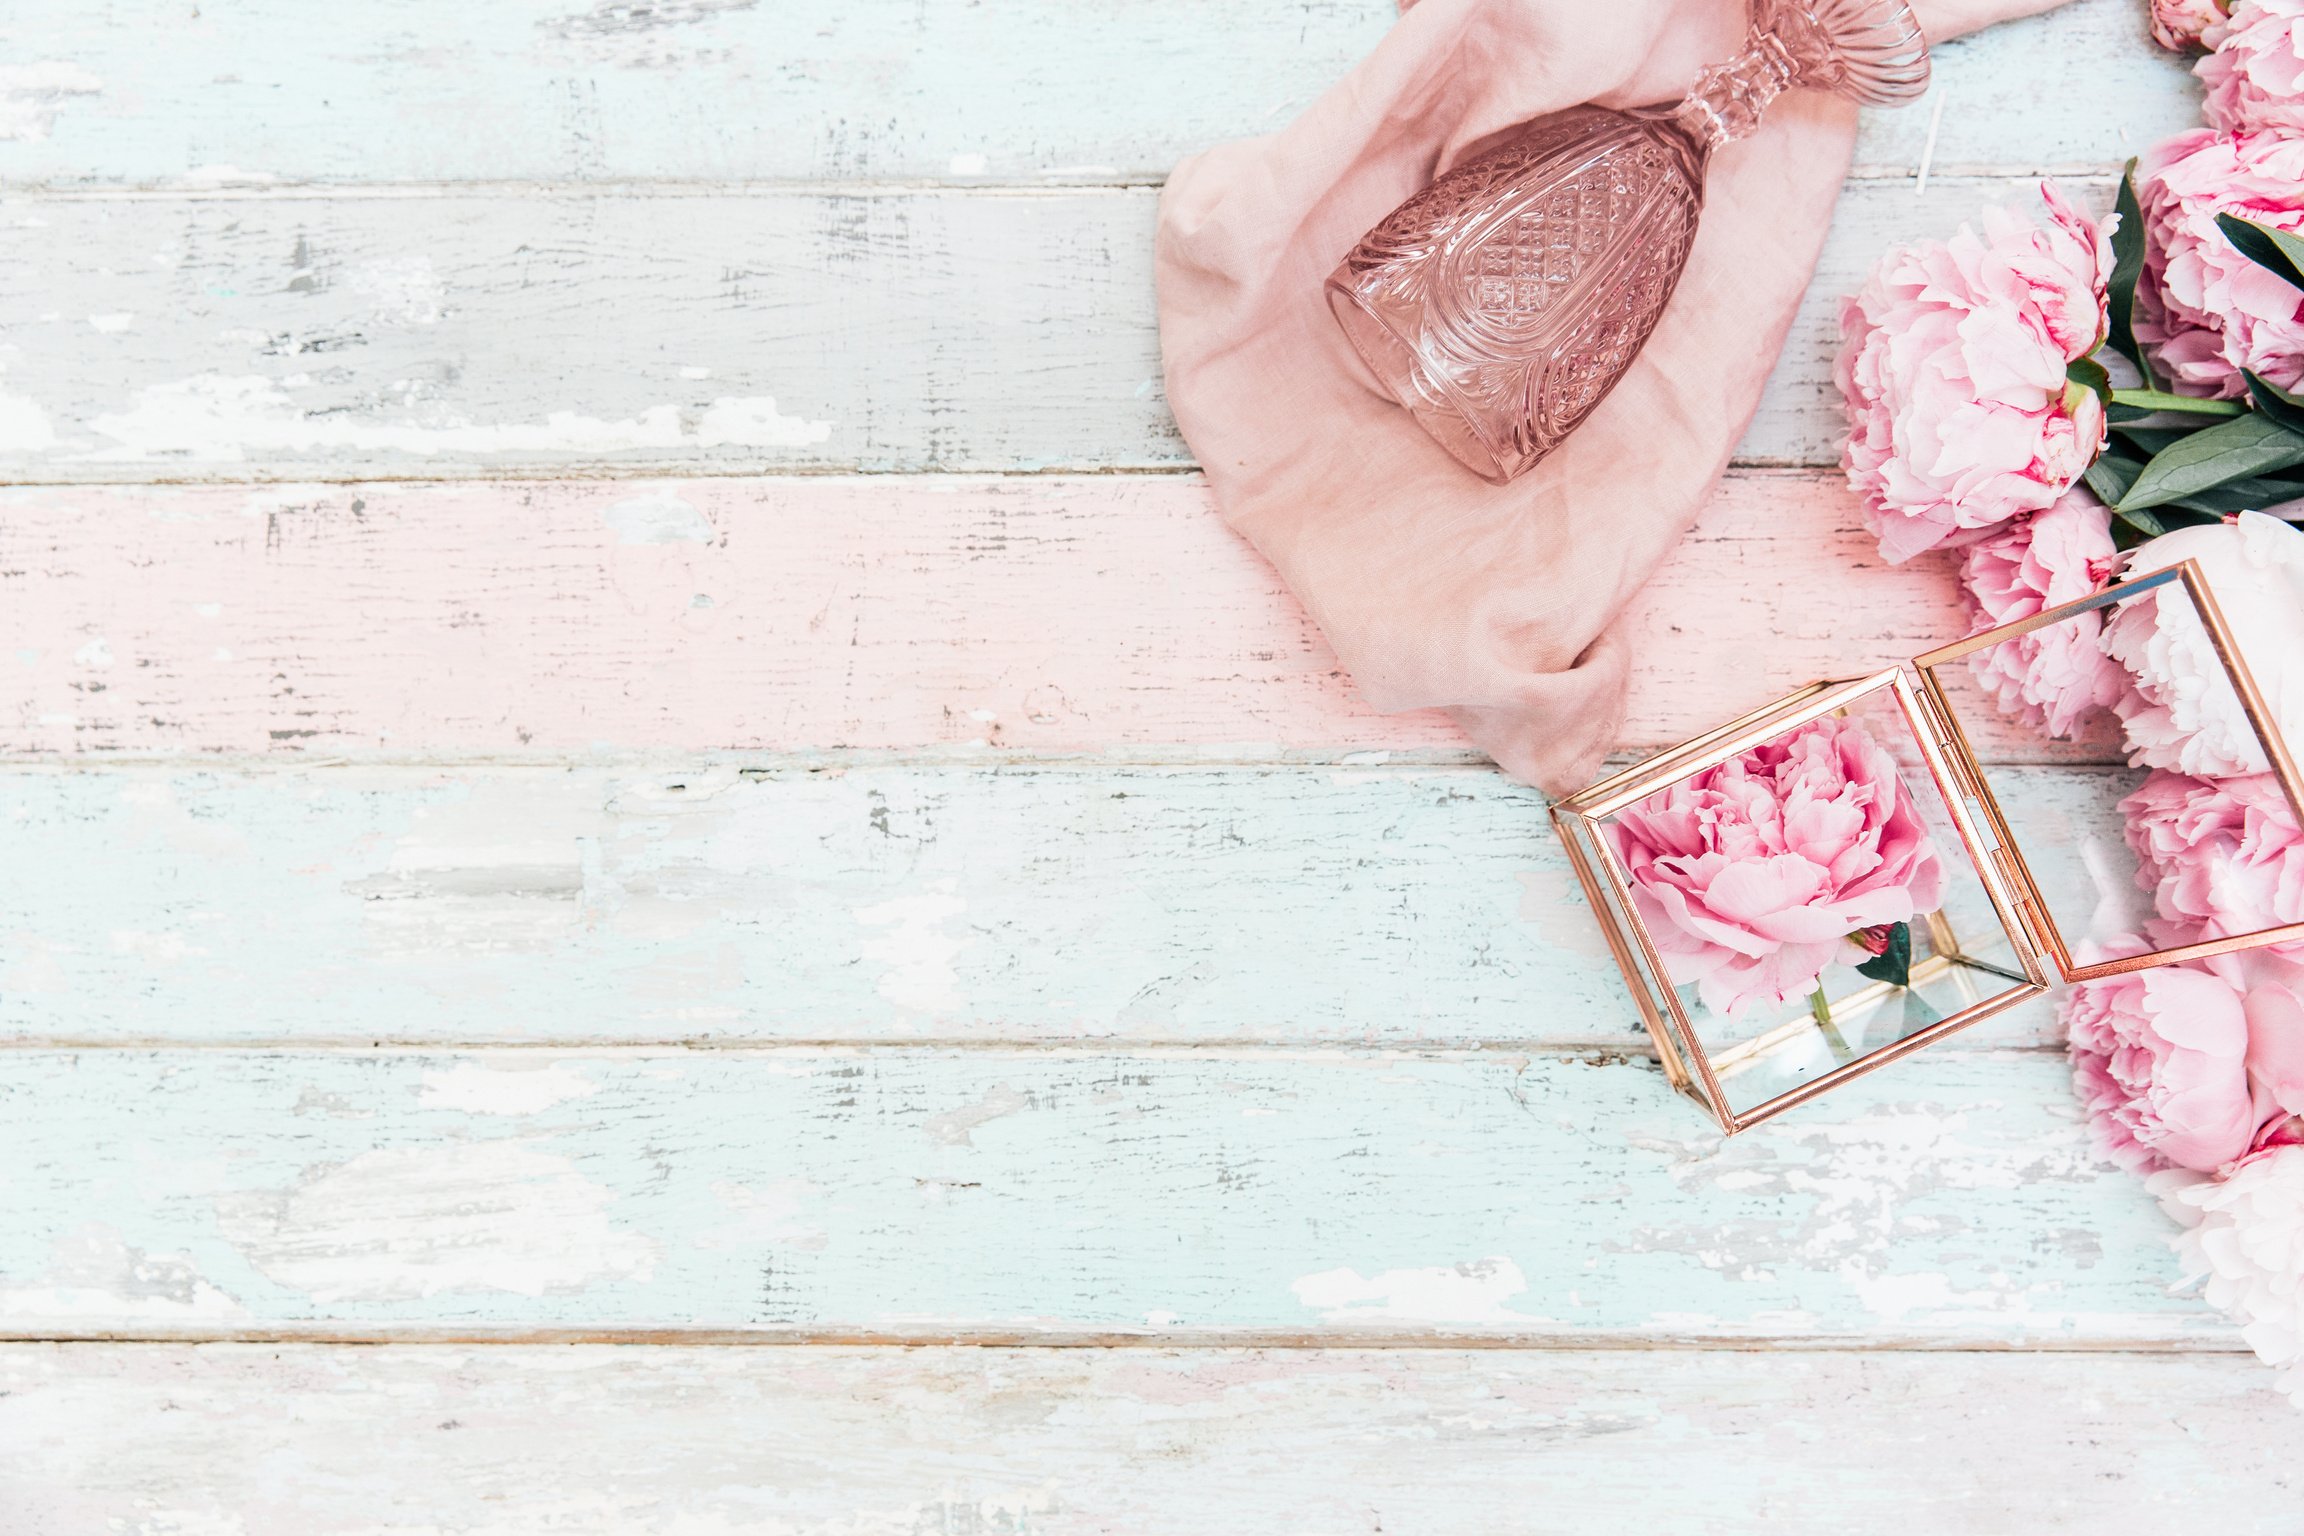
2104,512,2304,776
2154,1144,2304,1405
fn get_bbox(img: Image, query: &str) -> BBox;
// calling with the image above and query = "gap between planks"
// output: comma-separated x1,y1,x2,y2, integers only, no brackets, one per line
0,1036,2064,1057
0,1325,2252,1353
0,166,2122,199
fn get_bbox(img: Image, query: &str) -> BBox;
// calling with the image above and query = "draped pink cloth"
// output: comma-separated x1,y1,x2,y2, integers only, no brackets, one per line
1155,0,2071,792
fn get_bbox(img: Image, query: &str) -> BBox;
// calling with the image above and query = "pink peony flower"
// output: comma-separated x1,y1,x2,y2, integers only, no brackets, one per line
2104,513,2304,776
2202,0,2304,133
1607,714,1946,1018
1957,492,2125,738
1836,183,2112,565
2155,1143,2304,1405
2135,129,2304,399
2124,768,2304,940
2243,976,2304,1131
2159,0,2229,50
2064,938,2261,1172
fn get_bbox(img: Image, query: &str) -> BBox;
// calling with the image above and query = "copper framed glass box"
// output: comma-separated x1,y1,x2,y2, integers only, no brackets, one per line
1553,558,2304,1134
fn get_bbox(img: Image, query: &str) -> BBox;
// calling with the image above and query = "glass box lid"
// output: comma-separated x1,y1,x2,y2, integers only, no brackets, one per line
1553,555,2304,1134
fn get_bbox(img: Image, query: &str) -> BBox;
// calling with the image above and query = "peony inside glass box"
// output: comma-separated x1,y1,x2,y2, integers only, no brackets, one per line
1553,558,2304,1134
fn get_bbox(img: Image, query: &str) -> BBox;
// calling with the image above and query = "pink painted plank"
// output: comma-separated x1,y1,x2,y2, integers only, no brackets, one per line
0,473,2073,759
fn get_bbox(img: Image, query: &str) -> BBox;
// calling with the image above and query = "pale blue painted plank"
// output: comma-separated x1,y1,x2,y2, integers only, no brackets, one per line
0,0,2193,186
0,764,2108,1046
0,1047,2216,1341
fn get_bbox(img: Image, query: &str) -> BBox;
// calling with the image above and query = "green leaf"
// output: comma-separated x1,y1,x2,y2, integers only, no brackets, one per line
2247,369,2304,433
2108,163,2152,383
2116,412,2304,513
2114,507,2218,550
2108,387,2247,418
2066,354,2111,409
2217,214,2304,294
2169,473,2304,514
2112,425,2204,457
1856,922,1913,988
2084,448,2143,508
2118,505,2169,538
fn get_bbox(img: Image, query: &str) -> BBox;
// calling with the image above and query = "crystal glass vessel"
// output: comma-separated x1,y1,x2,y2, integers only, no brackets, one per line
1327,0,1931,484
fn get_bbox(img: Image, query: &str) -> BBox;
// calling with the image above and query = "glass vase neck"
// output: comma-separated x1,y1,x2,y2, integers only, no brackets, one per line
1654,23,1808,151
1641,0,1932,152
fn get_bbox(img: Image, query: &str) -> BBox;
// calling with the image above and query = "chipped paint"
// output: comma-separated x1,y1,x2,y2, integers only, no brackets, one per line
0,392,57,453
691,1178,827,1253
417,1061,601,1116
74,376,832,462
602,488,714,544
0,1225,243,1320
1291,1258,1535,1325
0,62,101,142
922,1084,1029,1147
214,1141,656,1302
853,881,969,1015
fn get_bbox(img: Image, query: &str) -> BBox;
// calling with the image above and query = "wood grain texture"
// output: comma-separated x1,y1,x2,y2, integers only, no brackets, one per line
0,762,2113,1047
4,1344,2298,1535
0,471,2118,761
0,176,2108,480
0,1047,2225,1342
0,0,2195,186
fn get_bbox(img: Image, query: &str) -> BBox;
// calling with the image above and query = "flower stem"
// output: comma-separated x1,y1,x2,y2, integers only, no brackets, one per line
1810,984,1856,1062
2108,388,2246,417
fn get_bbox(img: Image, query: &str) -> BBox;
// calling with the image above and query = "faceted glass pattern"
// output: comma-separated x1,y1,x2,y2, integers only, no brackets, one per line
1328,0,1929,483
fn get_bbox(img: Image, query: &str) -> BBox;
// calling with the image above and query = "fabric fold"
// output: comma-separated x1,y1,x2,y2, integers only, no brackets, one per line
1155,0,2073,791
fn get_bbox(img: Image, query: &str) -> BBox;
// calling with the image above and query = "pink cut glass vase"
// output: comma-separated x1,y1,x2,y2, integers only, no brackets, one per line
1327,0,1930,484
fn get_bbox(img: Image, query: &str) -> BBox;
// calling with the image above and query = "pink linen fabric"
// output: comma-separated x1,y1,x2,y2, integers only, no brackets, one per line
1156,0,2072,793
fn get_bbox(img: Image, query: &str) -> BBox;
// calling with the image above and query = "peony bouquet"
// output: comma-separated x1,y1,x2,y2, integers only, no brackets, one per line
1832,3,2304,1403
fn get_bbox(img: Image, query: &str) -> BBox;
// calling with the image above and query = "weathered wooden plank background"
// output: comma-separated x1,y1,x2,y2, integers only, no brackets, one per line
6,0,2298,1524
0,472,2106,758
0,1345,2287,1533
0,763,2111,1045
0,178,2132,477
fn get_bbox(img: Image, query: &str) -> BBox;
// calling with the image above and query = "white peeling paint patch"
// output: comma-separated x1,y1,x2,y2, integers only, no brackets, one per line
602,488,714,545
71,637,113,669
109,929,204,964
103,1511,247,1536
692,1178,828,1252
81,375,832,461
345,779,603,951
1291,1257,1533,1324
178,165,278,186
86,312,134,333
215,1141,656,1302
0,1223,245,1320
345,256,445,326
0,392,57,453
694,395,834,448
1516,866,1611,960
922,1083,1029,1147
119,779,249,860
417,1061,600,1116
1844,1268,1997,1325
0,62,102,142
853,880,969,1014
949,152,989,175
0,935,71,996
